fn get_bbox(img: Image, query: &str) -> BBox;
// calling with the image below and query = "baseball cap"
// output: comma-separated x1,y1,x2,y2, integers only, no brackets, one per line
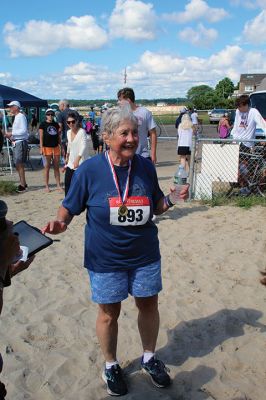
45,108,55,115
7,100,21,108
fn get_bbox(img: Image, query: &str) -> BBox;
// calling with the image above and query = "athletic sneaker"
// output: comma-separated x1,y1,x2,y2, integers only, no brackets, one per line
16,184,28,193
141,356,171,388
102,364,128,396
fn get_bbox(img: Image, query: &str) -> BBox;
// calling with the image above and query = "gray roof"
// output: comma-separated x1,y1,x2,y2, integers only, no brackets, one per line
240,73,266,86
256,77,266,91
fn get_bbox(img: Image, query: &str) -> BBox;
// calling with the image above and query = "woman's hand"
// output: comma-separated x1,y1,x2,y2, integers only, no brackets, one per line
0,233,20,269
41,220,67,235
73,160,79,169
9,255,35,278
39,146,43,155
169,184,189,202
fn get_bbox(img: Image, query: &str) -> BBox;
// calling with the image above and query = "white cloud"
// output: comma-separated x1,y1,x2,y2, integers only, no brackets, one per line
3,15,108,57
163,0,228,24
1,45,266,99
179,24,218,47
109,0,156,41
243,10,266,44
230,0,266,8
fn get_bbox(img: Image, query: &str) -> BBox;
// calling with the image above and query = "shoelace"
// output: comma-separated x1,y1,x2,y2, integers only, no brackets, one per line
106,367,121,383
146,359,170,374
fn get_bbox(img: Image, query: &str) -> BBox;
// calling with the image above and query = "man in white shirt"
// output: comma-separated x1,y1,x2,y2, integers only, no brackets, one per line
5,101,29,193
117,88,157,163
231,95,266,193
231,95,266,149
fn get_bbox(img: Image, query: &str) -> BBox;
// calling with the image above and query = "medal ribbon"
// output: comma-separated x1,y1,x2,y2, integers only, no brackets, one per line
105,151,131,205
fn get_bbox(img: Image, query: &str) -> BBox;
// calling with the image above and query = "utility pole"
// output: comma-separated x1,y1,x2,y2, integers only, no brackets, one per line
124,67,127,85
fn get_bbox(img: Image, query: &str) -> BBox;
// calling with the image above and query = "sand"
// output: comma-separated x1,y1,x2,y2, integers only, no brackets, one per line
0,140,266,400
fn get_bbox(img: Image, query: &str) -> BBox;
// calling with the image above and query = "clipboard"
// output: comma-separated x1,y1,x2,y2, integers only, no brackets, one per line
13,220,53,257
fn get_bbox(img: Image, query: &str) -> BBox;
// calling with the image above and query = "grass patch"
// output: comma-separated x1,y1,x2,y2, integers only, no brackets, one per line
200,194,266,208
0,180,17,195
153,112,210,126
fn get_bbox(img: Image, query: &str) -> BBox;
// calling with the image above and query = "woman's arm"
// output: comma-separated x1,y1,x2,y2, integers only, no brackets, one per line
39,128,44,154
74,131,88,168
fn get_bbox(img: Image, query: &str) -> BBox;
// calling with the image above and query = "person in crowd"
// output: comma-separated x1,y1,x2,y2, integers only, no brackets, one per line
175,107,188,130
218,113,231,139
190,108,198,132
42,105,188,397
89,106,95,123
4,101,29,193
63,111,89,195
39,109,63,193
30,110,38,133
231,95,266,150
177,113,194,172
117,87,157,164
56,100,73,160
231,95,266,193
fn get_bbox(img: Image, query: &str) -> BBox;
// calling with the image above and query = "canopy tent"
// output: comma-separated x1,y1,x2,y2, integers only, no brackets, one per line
0,84,48,108
0,85,47,173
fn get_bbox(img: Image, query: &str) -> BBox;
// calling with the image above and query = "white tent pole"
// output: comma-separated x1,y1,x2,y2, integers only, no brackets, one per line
1,107,13,174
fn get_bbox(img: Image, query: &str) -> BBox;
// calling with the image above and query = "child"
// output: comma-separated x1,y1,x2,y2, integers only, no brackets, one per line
177,114,194,172
218,113,231,139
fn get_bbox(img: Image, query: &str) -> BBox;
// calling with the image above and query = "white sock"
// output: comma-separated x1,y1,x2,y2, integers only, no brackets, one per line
105,360,119,369
143,351,155,363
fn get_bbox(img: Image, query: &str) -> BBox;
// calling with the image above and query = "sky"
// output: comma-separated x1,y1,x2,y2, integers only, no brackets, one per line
1,0,266,100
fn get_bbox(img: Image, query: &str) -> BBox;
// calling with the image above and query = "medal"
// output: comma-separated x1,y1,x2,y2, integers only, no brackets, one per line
118,205,128,217
105,151,132,214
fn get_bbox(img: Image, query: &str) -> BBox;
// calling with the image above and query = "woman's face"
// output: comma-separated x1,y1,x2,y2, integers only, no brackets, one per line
107,119,139,160
67,118,78,130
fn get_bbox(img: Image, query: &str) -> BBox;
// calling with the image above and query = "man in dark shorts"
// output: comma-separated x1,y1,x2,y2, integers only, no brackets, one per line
5,101,29,193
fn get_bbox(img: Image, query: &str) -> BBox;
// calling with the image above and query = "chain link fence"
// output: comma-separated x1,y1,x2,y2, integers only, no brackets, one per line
189,137,266,200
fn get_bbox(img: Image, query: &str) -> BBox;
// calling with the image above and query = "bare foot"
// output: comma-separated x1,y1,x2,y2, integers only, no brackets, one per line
56,187,64,193
44,187,51,193
260,276,266,286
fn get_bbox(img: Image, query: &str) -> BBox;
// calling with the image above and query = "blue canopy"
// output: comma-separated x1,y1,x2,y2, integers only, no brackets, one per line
0,84,48,108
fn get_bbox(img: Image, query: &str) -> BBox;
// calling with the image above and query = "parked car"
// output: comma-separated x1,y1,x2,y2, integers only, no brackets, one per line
209,108,228,123
227,109,236,126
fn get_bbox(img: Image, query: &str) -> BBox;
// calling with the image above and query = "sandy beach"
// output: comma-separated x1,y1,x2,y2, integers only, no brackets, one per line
0,139,266,400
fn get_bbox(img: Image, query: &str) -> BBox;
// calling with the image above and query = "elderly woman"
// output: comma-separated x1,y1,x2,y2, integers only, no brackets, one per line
42,106,188,397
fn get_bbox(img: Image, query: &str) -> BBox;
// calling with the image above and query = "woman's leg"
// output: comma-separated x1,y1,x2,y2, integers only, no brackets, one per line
185,155,190,173
53,155,63,190
44,155,52,191
180,155,186,168
96,302,121,362
135,295,159,352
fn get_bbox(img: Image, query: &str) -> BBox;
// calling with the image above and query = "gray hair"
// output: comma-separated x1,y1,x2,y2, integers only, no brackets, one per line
100,105,138,136
59,99,69,107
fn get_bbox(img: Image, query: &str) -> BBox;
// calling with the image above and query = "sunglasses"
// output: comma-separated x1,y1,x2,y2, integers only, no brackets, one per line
67,120,76,124
46,113,54,116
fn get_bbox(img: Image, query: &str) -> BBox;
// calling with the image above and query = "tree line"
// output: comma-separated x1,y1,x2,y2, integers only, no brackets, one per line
48,77,237,110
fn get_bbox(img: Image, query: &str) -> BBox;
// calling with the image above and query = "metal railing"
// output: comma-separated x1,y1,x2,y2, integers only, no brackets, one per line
189,137,266,200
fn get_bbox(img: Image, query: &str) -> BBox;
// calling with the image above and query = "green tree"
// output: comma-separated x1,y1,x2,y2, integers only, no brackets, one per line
215,77,234,99
187,85,214,103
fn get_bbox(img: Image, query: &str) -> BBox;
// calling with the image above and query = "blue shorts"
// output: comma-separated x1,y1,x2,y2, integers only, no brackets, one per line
88,260,162,304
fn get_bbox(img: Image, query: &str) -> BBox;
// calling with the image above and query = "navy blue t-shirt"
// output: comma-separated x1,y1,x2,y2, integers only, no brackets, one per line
62,153,164,272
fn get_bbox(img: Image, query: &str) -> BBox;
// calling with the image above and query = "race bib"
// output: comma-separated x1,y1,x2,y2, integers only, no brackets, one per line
109,196,150,226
